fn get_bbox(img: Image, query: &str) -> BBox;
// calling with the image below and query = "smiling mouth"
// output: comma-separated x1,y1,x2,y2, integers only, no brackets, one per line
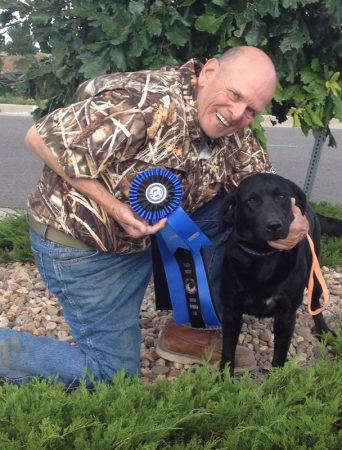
216,112,230,127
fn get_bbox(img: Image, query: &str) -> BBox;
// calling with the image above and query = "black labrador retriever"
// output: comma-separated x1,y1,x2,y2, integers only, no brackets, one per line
219,173,341,375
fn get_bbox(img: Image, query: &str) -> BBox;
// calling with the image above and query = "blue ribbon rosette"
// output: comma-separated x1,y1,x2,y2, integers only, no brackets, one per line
129,168,220,328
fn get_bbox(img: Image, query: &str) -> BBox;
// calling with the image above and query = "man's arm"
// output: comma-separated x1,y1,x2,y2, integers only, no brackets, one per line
25,126,166,238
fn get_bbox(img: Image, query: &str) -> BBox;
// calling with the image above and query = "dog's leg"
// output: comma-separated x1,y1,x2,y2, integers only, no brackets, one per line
220,311,243,376
272,312,296,367
310,279,336,337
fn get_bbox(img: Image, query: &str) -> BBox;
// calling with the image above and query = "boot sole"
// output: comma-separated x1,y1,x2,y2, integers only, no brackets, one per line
156,343,257,373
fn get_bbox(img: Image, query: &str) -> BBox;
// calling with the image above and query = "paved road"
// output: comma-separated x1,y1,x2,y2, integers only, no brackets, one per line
0,113,341,208
265,126,342,204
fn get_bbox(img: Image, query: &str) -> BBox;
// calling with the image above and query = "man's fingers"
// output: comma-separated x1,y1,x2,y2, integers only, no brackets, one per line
123,217,167,238
146,218,167,234
268,197,309,250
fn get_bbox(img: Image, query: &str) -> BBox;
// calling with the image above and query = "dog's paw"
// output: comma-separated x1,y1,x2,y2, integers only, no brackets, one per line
311,324,337,340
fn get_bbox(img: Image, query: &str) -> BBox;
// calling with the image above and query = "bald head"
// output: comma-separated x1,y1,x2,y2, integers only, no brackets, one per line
219,46,277,103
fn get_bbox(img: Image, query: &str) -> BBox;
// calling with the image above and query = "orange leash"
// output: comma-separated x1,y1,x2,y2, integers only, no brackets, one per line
306,234,330,316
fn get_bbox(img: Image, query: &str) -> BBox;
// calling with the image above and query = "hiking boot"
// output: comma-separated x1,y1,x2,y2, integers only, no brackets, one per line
156,319,256,372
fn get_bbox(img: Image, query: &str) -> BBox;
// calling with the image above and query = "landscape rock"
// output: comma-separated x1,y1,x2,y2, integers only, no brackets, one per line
0,261,341,384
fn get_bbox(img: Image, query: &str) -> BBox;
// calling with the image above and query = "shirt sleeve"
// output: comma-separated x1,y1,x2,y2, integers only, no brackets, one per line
35,90,147,179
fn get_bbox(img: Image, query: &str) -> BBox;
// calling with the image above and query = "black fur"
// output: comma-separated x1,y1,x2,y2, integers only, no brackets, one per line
317,213,342,236
219,173,339,376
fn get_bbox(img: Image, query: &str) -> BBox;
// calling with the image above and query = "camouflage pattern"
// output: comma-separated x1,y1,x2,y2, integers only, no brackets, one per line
27,59,273,253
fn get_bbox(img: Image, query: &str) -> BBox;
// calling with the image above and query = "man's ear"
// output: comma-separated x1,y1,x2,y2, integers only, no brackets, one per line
219,192,236,232
198,58,220,88
286,178,307,214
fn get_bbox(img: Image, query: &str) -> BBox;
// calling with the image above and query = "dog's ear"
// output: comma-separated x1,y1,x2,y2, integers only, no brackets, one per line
219,192,236,231
286,179,307,214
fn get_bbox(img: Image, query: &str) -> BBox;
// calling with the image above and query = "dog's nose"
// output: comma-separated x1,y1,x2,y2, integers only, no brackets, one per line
266,221,283,232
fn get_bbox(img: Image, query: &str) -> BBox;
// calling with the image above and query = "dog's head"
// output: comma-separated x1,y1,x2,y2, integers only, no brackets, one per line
219,173,307,243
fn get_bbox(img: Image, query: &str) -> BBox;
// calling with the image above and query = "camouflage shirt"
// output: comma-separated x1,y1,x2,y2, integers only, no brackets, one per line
27,59,273,254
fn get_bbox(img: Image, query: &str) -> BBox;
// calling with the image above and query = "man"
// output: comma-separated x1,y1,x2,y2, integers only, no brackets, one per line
0,46,308,389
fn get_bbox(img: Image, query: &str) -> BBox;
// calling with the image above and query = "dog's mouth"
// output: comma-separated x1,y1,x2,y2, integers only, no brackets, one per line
259,219,289,242
264,229,288,241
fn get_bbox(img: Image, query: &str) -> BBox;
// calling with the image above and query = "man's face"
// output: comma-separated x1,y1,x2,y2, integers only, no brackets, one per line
196,55,276,139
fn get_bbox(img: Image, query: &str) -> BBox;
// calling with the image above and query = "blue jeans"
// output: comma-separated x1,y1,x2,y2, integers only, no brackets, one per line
0,196,229,388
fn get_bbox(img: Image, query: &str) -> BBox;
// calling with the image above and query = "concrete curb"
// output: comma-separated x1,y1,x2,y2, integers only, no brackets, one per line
0,103,35,114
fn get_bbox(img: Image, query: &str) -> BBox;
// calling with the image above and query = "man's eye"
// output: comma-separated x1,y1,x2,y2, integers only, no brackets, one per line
228,90,240,101
245,108,256,119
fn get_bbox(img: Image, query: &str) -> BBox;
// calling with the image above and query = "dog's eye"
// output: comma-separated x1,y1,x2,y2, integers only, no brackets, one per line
247,197,258,206
275,194,285,201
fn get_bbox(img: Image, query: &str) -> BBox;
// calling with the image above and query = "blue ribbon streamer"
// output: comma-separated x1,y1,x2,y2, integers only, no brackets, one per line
157,207,221,328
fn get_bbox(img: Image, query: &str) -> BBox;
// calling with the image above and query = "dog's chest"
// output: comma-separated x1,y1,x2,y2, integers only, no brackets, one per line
223,245,306,317
230,263,293,317
242,292,279,316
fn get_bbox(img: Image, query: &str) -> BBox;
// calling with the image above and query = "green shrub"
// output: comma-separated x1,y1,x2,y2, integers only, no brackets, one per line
0,213,33,262
0,349,342,449
311,201,342,267
311,201,342,218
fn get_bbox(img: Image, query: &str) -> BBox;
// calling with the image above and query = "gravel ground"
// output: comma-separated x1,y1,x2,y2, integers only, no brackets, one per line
0,262,341,385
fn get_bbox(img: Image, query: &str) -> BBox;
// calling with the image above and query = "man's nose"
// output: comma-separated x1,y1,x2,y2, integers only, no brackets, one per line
230,103,246,122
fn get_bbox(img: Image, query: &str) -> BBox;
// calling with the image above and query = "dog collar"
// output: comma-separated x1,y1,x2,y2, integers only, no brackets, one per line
238,242,279,256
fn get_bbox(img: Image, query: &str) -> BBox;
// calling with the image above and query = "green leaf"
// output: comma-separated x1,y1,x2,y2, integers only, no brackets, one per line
250,115,267,150
99,13,132,43
165,23,189,46
244,21,267,46
128,30,149,58
330,72,340,83
325,72,341,97
195,14,226,34
146,17,162,37
212,0,230,6
234,23,248,38
79,51,110,79
225,37,245,47
305,106,324,128
325,0,342,25
281,0,293,7
30,12,52,26
332,95,342,120
108,47,127,72
279,26,309,52
256,0,280,18
128,0,145,15
300,67,319,85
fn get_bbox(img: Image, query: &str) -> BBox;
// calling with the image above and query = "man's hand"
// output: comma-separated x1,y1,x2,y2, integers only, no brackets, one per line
268,198,309,250
110,201,167,238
